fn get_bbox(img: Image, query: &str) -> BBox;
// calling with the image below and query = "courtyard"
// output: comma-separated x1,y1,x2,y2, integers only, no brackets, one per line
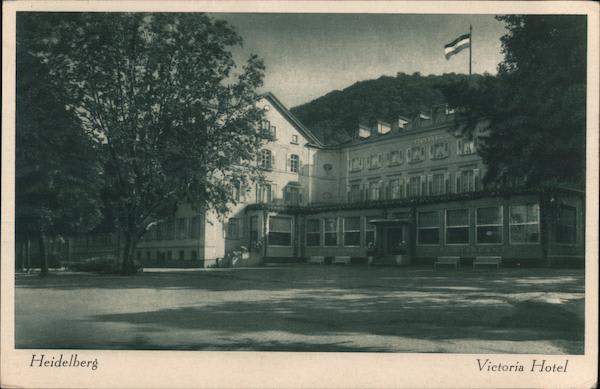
15,265,584,353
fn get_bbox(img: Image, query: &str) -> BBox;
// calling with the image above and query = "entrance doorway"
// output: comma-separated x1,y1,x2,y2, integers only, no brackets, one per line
386,227,404,255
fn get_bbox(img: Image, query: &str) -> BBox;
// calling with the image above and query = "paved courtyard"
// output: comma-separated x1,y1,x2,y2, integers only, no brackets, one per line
15,266,584,353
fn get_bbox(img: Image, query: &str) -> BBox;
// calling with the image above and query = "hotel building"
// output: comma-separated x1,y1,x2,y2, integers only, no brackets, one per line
69,93,585,267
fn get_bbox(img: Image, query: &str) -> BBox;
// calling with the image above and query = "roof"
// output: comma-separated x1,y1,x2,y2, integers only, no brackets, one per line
260,92,324,147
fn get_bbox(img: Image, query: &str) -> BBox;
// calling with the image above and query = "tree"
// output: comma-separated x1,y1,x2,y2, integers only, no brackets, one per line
16,30,103,276
28,13,267,274
441,15,586,188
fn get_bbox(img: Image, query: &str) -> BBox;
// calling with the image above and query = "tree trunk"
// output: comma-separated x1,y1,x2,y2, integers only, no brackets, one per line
120,231,141,275
120,232,134,275
39,232,48,277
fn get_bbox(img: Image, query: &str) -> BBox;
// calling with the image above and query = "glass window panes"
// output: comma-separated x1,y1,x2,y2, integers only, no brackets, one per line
477,207,502,225
260,149,272,169
365,216,377,246
344,217,361,246
509,204,540,244
446,209,469,244
306,219,321,246
476,206,503,244
418,211,440,245
268,216,292,246
419,211,439,228
290,154,299,173
324,218,338,246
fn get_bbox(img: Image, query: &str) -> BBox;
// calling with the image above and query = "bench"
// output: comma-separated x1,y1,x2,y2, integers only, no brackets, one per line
473,256,502,269
308,256,325,265
332,255,351,265
433,256,461,270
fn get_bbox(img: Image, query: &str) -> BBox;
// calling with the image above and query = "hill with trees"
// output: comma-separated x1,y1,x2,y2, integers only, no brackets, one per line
290,72,483,144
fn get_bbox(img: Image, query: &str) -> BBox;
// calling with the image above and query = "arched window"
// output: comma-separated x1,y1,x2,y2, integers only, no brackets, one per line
260,149,272,169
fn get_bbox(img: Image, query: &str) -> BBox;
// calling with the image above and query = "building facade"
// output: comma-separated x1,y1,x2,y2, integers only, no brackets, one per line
69,93,585,267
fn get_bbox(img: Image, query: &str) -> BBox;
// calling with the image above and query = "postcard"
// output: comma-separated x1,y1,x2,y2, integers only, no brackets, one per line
1,1,598,388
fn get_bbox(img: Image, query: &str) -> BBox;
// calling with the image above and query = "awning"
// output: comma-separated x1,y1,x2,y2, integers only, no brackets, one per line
367,218,411,226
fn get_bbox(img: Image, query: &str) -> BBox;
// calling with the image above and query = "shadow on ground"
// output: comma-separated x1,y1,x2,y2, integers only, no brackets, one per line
15,266,585,353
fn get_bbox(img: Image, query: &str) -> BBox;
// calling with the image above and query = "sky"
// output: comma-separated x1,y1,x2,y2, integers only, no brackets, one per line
213,13,508,108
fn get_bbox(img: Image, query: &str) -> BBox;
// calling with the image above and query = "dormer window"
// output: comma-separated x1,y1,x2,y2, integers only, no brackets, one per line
358,125,371,139
377,121,391,135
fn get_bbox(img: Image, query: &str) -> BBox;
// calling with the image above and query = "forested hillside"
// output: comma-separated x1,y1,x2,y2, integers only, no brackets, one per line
290,72,485,144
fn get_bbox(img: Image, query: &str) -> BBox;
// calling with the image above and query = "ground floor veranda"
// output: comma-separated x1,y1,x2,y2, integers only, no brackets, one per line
30,186,583,270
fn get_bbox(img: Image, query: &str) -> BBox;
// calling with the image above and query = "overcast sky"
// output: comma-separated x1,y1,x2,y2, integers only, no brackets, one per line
213,13,507,108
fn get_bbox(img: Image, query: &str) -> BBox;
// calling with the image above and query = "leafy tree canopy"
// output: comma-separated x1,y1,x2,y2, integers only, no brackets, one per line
442,15,586,188
21,12,267,273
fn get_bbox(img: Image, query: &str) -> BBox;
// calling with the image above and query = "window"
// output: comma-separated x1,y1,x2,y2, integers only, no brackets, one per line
285,186,300,205
176,218,188,240
178,250,185,260
388,150,403,166
261,120,270,133
446,209,470,244
232,183,241,202
365,216,377,247
290,154,299,173
250,216,259,245
407,146,426,163
368,154,382,169
191,250,198,260
409,176,421,197
323,218,338,246
227,218,239,240
432,173,445,195
457,138,476,155
268,216,292,246
476,206,503,244
350,157,362,172
291,134,299,144
306,219,321,246
459,170,475,193
343,217,361,246
262,120,276,139
418,211,440,245
554,205,577,244
348,182,361,203
137,251,142,260
190,216,202,239
389,179,401,199
430,142,450,159
259,149,272,170
257,183,273,203
510,204,540,244
368,181,381,201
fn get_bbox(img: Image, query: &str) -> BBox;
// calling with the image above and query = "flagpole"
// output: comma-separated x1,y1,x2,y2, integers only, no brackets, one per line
469,24,472,79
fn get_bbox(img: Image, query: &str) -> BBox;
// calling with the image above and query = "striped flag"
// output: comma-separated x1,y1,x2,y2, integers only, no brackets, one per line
444,33,471,59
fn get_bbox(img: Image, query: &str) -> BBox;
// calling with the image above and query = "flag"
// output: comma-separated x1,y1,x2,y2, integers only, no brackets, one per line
444,33,471,59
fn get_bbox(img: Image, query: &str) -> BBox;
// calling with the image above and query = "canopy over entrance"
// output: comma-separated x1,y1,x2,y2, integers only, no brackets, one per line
368,218,411,226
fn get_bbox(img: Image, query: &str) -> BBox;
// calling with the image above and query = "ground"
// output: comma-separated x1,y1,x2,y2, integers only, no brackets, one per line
15,265,584,353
